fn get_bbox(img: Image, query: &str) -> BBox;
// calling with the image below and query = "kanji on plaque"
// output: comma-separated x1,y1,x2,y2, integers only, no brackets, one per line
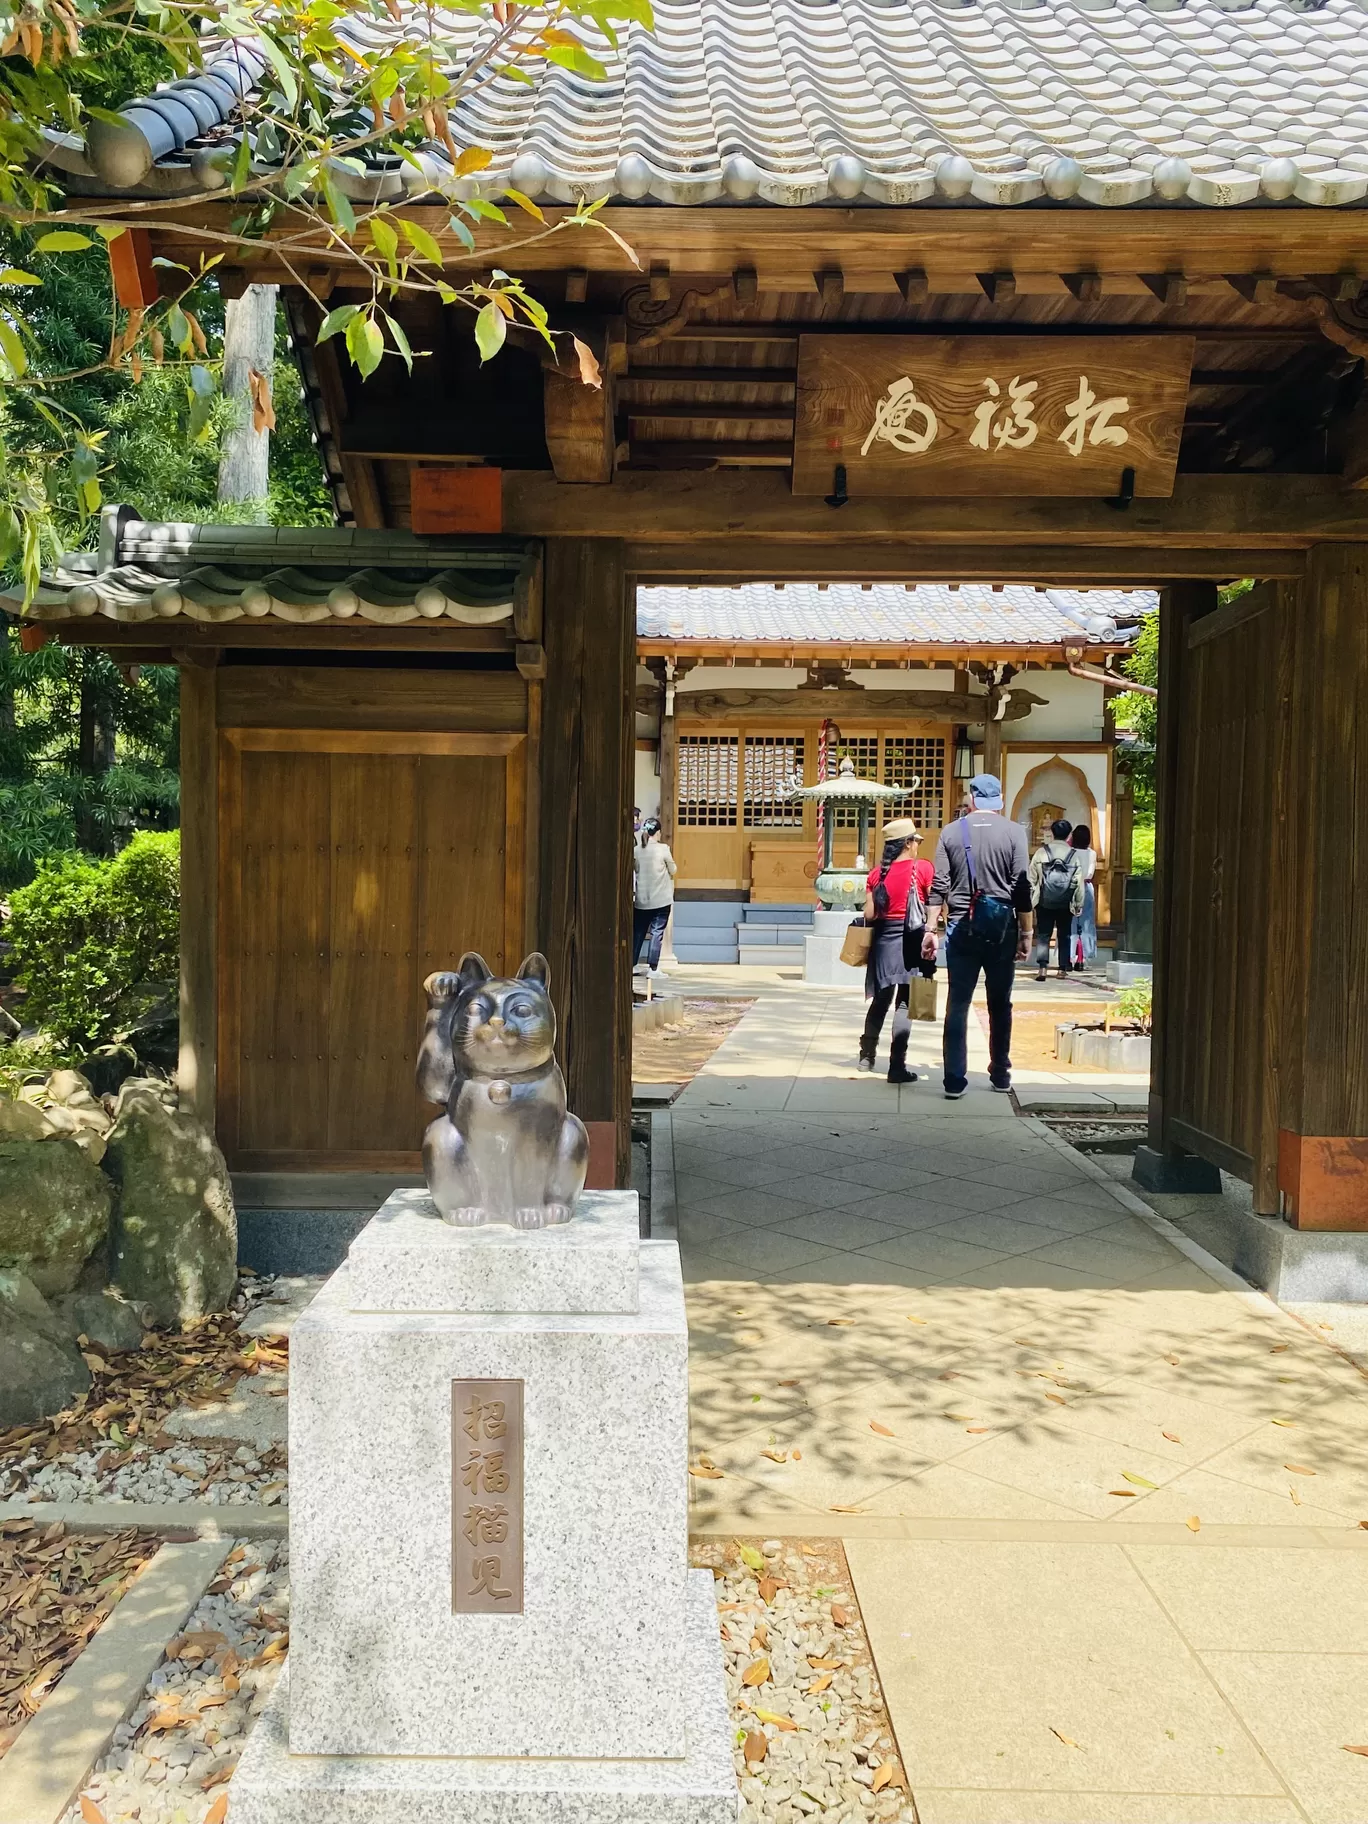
793,334,1193,498
452,1379,523,1613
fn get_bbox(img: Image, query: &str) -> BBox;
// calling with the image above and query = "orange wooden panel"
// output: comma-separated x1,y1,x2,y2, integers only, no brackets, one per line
410,464,503,534
1278,1132,1368,1232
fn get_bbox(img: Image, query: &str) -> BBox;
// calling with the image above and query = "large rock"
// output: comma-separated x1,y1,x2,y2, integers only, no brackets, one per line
0,1096,49,1141
0,1137,113,1295
105,1088,237,1327
53,1287,148,1354
0,1269,91,1427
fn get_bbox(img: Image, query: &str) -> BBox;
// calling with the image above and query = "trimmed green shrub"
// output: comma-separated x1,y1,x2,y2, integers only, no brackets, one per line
1115,977,1153,1034
5,832,179,1048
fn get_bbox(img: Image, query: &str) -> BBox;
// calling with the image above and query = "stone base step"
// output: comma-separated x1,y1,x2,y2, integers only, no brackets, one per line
737,945,806,967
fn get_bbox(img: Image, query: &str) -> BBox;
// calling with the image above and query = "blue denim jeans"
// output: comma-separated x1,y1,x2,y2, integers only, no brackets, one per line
943,918,1020,1092
633,905,670,969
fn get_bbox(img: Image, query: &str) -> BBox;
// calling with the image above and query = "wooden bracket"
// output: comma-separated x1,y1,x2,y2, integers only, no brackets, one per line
515,641,547,680
817,268,844,312
649,261,671,303
1226,272,1278,305
108,228,158,310
1142,272,1188,307
565,269,588,304
978,271,1016,304
1063,272,1104,303
732,265,757,304
896,268,929,304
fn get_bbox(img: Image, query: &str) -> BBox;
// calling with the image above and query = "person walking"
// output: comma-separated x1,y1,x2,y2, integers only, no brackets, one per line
1029,818,1084,980
858,818,934,1085
1069,823,1098,969
632,817,676,973
922,774,1033,1098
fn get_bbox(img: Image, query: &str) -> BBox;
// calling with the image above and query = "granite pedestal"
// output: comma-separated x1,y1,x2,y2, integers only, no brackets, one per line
803,909,866,986
231,1188,736,1824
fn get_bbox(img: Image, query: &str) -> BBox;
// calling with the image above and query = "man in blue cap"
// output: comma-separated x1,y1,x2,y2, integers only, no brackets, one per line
922,773,1033,1098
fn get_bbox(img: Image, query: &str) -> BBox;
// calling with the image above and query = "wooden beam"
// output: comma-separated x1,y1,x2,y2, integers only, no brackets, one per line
140,203,1368,288
1141,272,1188,307
108,228,158,310
53,620,516,653
621,366,797,385
1343,392,1368,490
1186,580,1280,649
674,686,1033,724
978,270,1015,304
501,471,1368,548
1063,272,1104,303
817,268,844,312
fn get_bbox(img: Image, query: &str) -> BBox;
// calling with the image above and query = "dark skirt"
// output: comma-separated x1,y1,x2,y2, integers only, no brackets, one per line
865,919,911,996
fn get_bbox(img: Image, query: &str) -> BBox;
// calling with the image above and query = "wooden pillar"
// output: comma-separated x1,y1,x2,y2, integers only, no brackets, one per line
178,666,218,1125
1134,580,1222,1194
659,695,678,846
981,714,1002,781
537,538,633,1188
1275,543,1368,1228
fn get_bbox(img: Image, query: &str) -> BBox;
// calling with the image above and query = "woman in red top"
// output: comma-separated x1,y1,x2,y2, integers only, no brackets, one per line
858,818,936,1084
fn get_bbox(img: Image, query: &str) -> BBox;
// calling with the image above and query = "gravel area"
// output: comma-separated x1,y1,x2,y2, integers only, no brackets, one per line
6,1441,288,1507
63,1540,290,1824
693,1536,916,1824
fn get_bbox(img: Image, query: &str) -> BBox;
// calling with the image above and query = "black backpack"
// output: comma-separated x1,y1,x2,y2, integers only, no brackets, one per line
1038,847,1078,912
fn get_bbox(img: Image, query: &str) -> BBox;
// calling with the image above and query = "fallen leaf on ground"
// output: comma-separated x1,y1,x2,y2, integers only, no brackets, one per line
79,1798,106,1824
1163,1354,1180,1365
738,1543,766,1573
905,1316,928,1325
1051,1728,1082,1749
757,1576,783,1604
1270,1344,1289,1354
689,1465,725,1480
741,1657,771,1687
760,1448,788,1464
830,1604,850,1627
1161,1431,1182,1443
1108,1489,1139,1497
966,1426,992,1433
826,1318,855,1327
777,1379,801,1388
1341,1745,1368,1757
1045,1394,1067,1406
1186,1515,1201,1534
869,1420,894,1437
946,1412,976,1422
743,1730,768,1764
791,1448,803,1460
828,1504,866,1514
937,1371,962,1381
1285,1463,1316,1475
204,1794,230,1824
750,1626,769,1652
754,1709,797,1731
201,1765,235,1790
1289,1486,1303,1506
808,1656,842,1670
1122,1472,1159,1489
1271,1418,1296,1428
807,1674,833,1694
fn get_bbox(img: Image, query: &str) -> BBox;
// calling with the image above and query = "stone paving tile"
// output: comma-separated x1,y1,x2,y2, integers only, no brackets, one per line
1046,1381,1266,1468
943,1423,1189,1520
952,1258,1125,1295
954,1160,1091,1196
1104,1466,1354,1530
846,1539,1294,1813
769,1208,910,1253
1125,1543,1368,1655
764,1256,943,1290
856,1462,1098,1524
857,1232,1012,1280
915,1176,1034,1215
1193,1652,1368,1824
927,1211,1081,1257
832,1157,953,1192
992,1195,1123,1234
679,1186,826,1227
834,1192,964,1233
1026,1232,1183,1284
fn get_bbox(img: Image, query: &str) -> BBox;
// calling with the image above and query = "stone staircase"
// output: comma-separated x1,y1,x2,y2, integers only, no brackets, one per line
672,900,816,968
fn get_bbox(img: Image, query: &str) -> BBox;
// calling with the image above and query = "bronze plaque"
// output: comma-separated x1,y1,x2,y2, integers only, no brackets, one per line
451,1379,524,1614
792,334,1194,498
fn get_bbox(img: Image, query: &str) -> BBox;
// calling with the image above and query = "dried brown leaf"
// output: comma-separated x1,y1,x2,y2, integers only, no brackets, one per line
830,1603,850,1627
1285,1463,1316,1475
869,1420,894,1437
743,1729,768,1764
1341,1745,1368,1757
807,1674,833,1694
689,1465,725,1480
871,1761,896,1791
753,1708,797,1731
79,1798,105,1824
827,1504,866,1514
1050,1728,1082,1749
741,1657,771,1687
1162,1431,1182,1443
204,1792,230,1824
760,1448,788,1464
1186,1515,1201,1534
757,1577,783,1605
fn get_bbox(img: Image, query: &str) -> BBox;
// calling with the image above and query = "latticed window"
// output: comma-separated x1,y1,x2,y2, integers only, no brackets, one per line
883,736,947,836
831,737,880,828
677,735,738,827
742,735,804,828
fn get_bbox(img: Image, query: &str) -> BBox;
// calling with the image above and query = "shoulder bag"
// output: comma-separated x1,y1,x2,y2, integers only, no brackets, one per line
962,820,1015,948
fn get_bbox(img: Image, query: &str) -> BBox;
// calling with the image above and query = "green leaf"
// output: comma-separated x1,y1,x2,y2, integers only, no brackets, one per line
345,311,385,378
501,187,545,223
369,216,399,263
33,230,95,253
400,219,444,265
0,269,40,285
1121,1472,1158,1490
95,225,126,242
165,304,191,354
474,300,506,364
317,303,360,343
738,1543,766,1574
381,311,414,373
0,318,28,379
187,364,216,442
464,198,508,225
447,214,476,252
542,42,607,80
257,33,300,112
323,175,357,236
231,131,252,193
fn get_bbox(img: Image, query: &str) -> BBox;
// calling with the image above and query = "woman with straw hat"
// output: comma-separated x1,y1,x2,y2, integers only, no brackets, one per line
858,818,934,1084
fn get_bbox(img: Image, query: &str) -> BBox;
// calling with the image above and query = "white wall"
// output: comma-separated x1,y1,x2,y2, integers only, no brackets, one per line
676,665,958,696
634,749,660,824
1001,671,1107,743
1004,750,1110,859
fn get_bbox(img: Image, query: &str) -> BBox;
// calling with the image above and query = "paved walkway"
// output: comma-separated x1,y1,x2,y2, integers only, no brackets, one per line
674,982,1368,1824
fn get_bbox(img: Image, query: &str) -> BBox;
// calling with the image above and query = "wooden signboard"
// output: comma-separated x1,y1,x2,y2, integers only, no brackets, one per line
793,335,1194,499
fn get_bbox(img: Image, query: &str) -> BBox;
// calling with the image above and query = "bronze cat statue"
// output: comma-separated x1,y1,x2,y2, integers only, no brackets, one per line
416,952,589,1228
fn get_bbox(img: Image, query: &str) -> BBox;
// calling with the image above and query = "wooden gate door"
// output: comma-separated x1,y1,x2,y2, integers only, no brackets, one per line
218,730,525,1171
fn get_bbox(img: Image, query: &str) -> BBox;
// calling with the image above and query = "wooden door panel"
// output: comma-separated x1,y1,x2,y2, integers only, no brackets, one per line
220,732,525,1169
233,751,331,1154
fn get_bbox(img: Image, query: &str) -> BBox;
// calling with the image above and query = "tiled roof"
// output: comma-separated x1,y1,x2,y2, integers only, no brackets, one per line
7,516,536,626
61,0,1368,207
636,583,1151,644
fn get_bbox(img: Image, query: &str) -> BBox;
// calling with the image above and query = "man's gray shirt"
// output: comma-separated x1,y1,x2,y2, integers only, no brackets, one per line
928,813,1032,922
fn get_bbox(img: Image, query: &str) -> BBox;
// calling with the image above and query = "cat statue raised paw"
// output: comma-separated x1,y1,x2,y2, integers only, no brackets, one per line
416,951,589,1229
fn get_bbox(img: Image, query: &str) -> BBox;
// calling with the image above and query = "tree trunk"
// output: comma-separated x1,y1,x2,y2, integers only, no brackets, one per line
76,660,117,852
218,285,278,513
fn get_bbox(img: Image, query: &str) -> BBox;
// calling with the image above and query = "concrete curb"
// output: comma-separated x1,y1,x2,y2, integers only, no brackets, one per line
0,1500,288,1538
0,1539,228,1824
687,1511,1368,1549
649,1108,677,1242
